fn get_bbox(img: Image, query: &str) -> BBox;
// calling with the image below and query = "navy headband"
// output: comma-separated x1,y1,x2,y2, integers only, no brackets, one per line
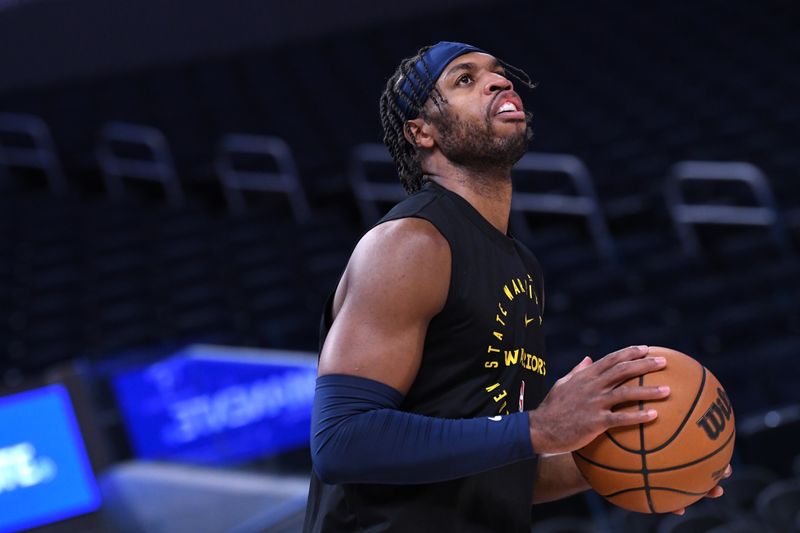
396,41,487,120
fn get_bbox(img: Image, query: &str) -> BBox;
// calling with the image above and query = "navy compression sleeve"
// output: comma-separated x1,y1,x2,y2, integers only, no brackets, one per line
310,374,534,485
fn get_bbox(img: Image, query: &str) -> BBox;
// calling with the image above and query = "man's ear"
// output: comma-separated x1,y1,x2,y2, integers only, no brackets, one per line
403,118,435,150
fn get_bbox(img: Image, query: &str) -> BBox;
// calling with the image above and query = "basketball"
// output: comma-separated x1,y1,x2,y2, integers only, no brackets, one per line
573,346,735,513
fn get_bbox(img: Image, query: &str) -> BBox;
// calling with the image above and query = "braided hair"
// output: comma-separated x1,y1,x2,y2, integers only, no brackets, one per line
379,45,536,194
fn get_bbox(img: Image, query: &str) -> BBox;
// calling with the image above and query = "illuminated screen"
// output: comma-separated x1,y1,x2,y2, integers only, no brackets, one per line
0,384,101,533
113,345,317,465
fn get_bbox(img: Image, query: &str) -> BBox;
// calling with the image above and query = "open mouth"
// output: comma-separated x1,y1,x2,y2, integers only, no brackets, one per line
497,102,519,114
492,95,525,120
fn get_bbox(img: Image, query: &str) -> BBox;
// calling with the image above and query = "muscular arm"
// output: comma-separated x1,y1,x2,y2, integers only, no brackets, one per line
311,219,534,484
317,217,450,392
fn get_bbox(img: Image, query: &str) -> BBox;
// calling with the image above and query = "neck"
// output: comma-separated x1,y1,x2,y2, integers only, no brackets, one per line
425,163,513,234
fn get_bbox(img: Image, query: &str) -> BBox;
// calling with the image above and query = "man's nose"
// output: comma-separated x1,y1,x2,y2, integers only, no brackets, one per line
484,72,513,95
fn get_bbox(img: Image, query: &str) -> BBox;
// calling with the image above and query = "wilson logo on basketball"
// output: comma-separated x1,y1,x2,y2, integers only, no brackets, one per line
696,387,733,440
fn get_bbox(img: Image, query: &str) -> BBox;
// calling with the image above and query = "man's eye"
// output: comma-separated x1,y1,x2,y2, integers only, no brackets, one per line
457,74,472,85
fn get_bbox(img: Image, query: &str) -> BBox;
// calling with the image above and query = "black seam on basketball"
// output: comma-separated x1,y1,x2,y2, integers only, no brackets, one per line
601,486,645,498
649,487,709,496
585,430,735,473
647,429,735,473
606,430,638,453
638,373,655,513
601,486,708,498
646,364,707,453
573,429,735,474
573,451,643,473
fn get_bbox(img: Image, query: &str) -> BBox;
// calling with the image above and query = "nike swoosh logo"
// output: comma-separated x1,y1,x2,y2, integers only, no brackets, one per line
524,314,535,326
488,416,502,421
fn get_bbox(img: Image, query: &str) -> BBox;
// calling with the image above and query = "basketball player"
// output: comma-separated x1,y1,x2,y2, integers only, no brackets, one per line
303,42,729,532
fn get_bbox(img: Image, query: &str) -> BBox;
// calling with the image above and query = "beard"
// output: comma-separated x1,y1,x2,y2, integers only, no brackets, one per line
427,104,532,174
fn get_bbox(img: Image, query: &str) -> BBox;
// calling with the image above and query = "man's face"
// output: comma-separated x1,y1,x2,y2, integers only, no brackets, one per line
423,52,531,171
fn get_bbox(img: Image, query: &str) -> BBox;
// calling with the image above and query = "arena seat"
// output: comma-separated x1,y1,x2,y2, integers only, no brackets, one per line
664,161,790,257
96,121,185,206
0,112,67,193
510,152,618,267
215,133,312,222
349,143,405,226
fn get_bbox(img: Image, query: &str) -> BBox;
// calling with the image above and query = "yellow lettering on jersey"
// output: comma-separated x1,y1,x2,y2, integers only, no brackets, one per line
504,349,519,366
493,331,503,341
503,285,514,301
495,314,506,327
498,303,508,316
493,390,507,402
485,383,500,393
484,361,498,369
526,274,539,304
512,279,522,295
487,345,500,354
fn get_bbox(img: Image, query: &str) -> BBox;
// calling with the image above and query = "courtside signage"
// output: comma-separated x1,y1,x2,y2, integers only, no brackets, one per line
0,384,101,533
113,344,317,465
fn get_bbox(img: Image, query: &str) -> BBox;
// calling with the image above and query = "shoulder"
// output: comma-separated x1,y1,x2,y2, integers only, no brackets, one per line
366,217,449,256
349,217,451,288
333,218,451,319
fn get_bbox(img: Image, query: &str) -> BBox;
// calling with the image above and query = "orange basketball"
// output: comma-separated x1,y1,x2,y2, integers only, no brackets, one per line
572,346,735,513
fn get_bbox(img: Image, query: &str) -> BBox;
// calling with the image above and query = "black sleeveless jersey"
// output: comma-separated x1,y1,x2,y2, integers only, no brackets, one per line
304,180,548,533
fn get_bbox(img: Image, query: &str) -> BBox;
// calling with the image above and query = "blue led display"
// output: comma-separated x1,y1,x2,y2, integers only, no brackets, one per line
112,345,317,465
0,384,102,533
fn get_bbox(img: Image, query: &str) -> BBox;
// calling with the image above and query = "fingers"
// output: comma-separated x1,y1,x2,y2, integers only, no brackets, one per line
602,356,667,387
608,385,670,405
723,464,733,479
674,483,725,517
556,356,593,385
604,408,658,429
567,356,593,377
575,355,593,372
593,345,649,374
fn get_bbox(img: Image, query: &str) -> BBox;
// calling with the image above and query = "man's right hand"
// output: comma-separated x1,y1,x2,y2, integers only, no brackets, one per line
528,345,670,454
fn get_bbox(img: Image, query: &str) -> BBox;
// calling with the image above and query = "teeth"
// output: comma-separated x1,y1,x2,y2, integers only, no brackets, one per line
498,102,518,113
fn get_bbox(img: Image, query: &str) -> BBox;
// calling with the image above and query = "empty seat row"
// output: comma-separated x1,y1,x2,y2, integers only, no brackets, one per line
4,112,796,267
